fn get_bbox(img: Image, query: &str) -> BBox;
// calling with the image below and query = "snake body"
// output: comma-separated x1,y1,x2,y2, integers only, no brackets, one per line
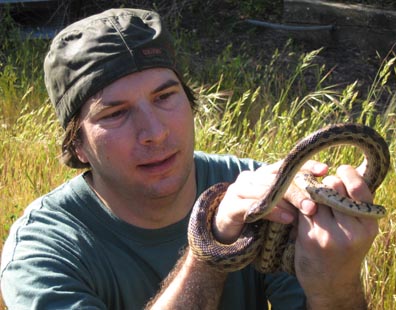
188,123,390,273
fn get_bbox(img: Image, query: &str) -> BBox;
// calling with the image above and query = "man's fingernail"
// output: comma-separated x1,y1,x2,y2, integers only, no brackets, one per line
301,199,316,215
314,162,328,173
281,212,294,223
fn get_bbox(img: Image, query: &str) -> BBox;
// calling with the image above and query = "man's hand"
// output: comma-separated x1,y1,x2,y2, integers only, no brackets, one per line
213,160,328,244
295,165,378,309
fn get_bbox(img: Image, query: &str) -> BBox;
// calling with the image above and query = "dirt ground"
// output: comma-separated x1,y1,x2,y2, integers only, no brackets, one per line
180,2,395,112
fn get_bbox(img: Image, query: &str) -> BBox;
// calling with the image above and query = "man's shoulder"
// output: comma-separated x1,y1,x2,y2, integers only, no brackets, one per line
1,174,93,273
10,174,84,226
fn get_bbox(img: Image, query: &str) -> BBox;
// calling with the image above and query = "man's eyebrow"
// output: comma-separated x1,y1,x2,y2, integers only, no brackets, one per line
151,79,180,94
86,79,181,118
86,98,126,119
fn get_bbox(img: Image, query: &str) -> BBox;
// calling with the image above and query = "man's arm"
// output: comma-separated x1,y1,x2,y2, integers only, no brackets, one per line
145,250,227,309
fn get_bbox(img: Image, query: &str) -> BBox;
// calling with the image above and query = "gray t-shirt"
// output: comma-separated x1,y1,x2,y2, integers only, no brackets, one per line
1,151,305,309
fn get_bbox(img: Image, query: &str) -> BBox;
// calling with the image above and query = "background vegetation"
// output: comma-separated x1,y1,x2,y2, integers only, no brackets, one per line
1,1,395,309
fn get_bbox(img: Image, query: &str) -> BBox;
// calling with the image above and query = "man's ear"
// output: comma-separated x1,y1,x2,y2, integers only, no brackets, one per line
74,140,89,164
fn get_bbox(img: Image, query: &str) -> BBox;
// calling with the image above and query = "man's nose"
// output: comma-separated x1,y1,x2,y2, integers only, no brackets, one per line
135,102,169,145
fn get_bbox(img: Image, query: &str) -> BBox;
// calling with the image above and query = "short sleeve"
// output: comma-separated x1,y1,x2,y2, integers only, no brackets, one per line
0,199,106,310
1,256,107,310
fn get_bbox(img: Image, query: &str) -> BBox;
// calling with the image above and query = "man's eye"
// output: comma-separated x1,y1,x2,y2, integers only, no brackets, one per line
102,109,127,120
157,92,174,101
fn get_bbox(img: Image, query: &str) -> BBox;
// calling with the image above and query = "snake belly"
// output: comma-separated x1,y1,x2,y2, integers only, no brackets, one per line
188,123,390,274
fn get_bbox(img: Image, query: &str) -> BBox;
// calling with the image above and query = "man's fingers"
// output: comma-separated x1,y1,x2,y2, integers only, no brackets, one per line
336,165,373,202
255,160,283,174
260,201,297,224
301,160,328,177
284,182,317,216
322,175,347,196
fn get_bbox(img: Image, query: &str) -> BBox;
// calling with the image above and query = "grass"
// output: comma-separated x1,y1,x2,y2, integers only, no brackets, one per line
1,13,396,310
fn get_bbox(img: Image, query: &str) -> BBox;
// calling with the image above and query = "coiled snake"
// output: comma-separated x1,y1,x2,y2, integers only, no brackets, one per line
188,123,390,274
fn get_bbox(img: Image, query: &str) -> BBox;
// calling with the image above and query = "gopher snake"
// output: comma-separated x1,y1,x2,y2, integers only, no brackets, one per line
188,123,390,273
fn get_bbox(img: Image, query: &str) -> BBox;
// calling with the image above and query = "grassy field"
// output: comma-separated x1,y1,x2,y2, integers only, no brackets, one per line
1,9,395,310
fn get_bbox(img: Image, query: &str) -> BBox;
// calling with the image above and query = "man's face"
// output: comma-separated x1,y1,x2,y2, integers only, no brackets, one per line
76,68,195,202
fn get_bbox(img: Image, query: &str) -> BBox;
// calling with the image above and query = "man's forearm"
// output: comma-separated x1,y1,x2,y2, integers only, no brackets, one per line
146,249,228,309
305,279,367,310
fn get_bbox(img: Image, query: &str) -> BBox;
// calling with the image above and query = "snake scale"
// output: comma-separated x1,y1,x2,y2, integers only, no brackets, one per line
188,123,390,274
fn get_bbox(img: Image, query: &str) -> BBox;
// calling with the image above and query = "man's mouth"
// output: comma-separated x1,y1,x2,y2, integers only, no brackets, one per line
138,152,178,172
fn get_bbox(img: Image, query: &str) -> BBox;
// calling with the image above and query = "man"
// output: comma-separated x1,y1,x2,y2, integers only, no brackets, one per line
1,8,378,309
